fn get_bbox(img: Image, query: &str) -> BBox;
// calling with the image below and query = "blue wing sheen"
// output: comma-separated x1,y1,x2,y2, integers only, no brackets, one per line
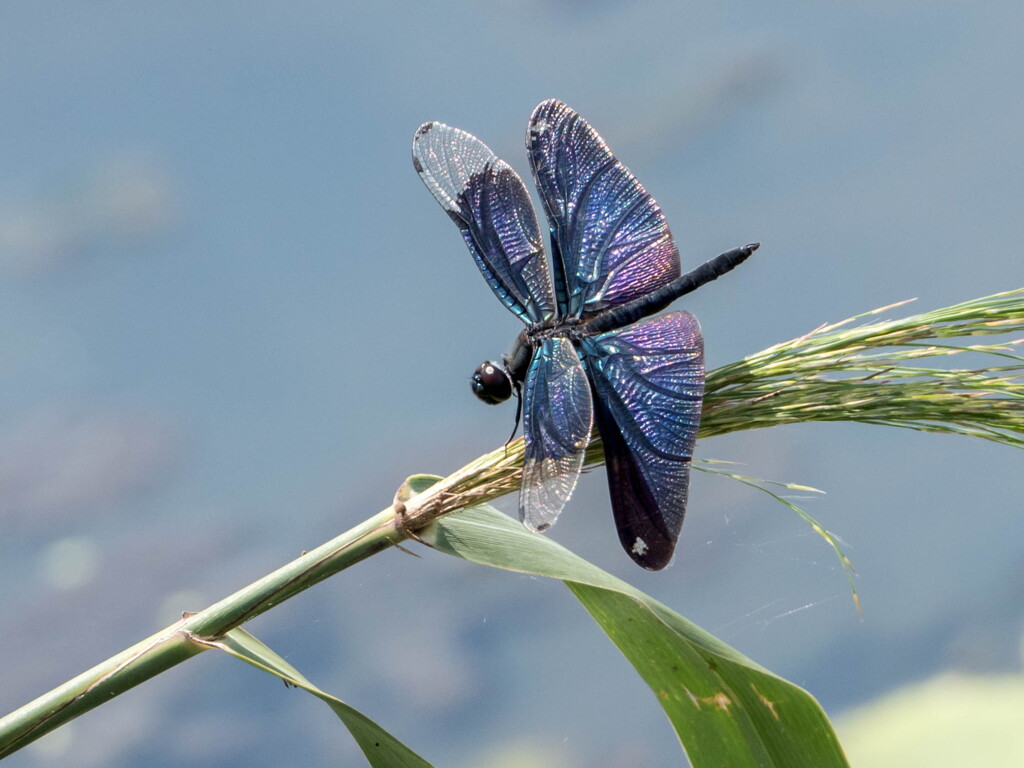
581,311,704,569
520,338,594,533
413,121,555,324
527,99,681,319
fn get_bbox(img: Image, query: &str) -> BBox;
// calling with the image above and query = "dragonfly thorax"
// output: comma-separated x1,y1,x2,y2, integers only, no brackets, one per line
471,360,514,405
524,316,585,346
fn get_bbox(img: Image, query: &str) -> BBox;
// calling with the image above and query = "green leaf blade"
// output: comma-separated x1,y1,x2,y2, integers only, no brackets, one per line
209,628,436,768
426,505,849,768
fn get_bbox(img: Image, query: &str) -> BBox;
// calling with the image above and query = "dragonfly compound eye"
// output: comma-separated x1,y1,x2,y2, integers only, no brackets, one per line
471,361,513,405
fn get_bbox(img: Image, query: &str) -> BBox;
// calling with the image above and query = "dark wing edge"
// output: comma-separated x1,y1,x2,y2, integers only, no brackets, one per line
520,338,594,533
413,121,554,324
581,311,704,569
527,99,681,319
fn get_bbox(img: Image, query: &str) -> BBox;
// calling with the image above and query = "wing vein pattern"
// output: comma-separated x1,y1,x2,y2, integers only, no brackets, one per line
520,337,594,533
413,121,554,324
527,99,681,319
581,311,704,569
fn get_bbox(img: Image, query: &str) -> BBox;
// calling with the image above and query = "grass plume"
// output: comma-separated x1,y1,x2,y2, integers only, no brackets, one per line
701,289,1024,445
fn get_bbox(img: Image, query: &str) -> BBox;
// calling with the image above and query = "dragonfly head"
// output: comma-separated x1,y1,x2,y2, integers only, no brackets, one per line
471,360,513,405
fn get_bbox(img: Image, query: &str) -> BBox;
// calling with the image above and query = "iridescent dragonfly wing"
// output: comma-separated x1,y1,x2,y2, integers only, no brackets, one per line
527,99,681,319
413,121,554,324
520,337,594,532
580,311,704,569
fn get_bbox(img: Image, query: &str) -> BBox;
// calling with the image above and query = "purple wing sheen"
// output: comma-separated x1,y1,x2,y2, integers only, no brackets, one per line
520,338,594,533
413,121,555,324
580,311,704,569
527,99,681,319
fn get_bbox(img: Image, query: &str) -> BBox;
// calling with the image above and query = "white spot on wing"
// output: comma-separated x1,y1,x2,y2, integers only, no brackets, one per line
631,537,648,556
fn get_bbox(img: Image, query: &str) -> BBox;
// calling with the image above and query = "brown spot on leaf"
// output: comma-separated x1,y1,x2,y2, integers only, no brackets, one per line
699,692,732,712
751,684,779,719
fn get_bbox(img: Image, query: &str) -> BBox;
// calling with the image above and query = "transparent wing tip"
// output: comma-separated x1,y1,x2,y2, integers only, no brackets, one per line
519,455,584,534
522,517,553,534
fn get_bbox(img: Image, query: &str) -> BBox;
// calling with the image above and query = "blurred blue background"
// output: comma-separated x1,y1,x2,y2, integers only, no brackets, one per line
1,3,1021,766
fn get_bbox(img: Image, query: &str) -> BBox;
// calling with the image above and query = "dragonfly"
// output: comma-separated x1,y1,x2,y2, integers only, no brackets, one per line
412,99,756,569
